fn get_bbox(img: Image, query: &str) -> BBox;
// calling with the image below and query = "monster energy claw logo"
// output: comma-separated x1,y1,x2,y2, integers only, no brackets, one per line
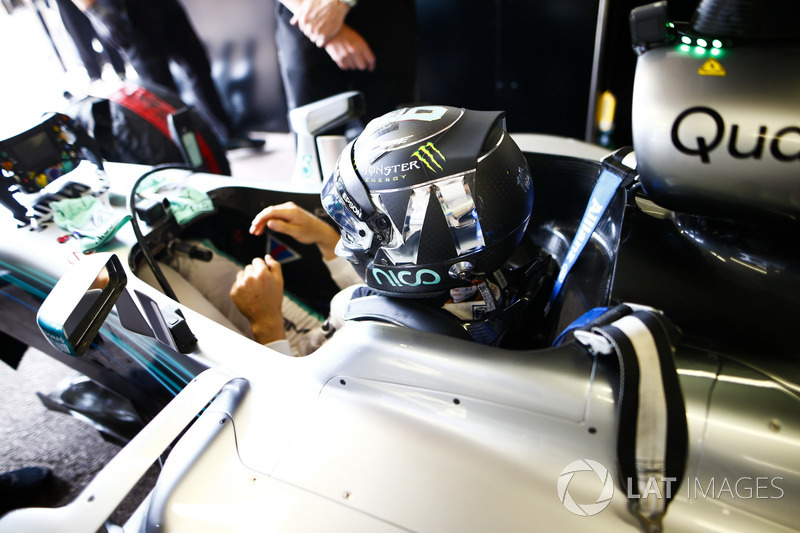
413,142,446,172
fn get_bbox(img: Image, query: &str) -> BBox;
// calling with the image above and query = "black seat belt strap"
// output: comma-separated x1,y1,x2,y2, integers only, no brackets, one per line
574,304,688,533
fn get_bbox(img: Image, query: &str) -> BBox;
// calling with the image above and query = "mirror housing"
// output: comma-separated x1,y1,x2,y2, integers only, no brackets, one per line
37,253,126,356
288,91,364,185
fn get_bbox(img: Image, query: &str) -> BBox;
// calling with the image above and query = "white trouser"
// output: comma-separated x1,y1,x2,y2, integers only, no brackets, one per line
136,249,325,355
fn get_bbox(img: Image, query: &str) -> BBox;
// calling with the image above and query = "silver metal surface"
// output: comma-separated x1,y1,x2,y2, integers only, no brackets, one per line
632,46,800,217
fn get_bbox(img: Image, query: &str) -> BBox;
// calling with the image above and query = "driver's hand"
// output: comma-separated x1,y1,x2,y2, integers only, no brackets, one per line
249,202,340,260
230,255,286,345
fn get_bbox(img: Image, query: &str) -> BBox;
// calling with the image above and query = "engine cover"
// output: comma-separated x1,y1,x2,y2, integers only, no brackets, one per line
632,44,800,219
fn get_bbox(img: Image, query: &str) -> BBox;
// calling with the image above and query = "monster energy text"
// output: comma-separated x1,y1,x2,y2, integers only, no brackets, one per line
365,160,421,177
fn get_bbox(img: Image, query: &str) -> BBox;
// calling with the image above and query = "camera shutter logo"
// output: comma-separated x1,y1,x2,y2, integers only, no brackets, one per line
557,459,614,516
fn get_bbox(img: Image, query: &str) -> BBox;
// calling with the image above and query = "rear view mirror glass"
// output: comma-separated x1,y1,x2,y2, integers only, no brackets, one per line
38,253,126,356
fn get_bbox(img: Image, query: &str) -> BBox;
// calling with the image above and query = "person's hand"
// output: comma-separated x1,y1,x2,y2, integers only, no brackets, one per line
290,0,350,47
250,202,340,260
324,25,376,72
230,255,286,345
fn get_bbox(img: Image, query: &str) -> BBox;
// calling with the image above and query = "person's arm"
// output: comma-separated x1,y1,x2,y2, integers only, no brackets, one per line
278,0,352,47
71,0,133,49
324,255,363,289
229,255,286,345
277,0,374,70
324,24,375,71
249,202,340,260
250,202,362,290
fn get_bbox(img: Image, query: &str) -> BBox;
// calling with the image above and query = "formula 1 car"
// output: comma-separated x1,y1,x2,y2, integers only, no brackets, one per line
0,0,798,531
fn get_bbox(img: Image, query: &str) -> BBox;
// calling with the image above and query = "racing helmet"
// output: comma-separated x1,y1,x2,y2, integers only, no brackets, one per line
321,106,534,298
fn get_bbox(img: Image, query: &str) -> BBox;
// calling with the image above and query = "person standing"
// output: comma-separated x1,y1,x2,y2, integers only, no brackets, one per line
275,0,418,130
54,0,126,82
75,0,263,149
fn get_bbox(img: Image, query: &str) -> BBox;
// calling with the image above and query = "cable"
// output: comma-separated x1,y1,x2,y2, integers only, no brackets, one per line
128,164,195,302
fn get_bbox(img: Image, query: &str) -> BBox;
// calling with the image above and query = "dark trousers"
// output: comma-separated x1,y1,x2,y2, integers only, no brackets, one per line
55,0,126,80
275,0,418,127
118,0,234,140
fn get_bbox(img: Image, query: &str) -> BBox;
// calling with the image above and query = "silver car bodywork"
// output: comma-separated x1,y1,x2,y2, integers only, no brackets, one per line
0,131,797,531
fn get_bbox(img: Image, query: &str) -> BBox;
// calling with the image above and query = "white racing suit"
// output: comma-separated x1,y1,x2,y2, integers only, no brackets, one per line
136,242,361,356
137,242,495,356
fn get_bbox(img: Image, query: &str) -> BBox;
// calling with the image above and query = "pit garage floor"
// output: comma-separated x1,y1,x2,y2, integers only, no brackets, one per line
0,4,295,524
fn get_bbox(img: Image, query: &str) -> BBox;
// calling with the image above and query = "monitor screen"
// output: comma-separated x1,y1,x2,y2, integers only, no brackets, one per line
8,130,63,171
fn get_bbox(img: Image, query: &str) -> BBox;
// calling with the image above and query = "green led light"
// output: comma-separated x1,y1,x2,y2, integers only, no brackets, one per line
695,46,706,55
712,39,723,48
681,36,692,45
697,38,708,47
711,48,721,56
680,44,690,52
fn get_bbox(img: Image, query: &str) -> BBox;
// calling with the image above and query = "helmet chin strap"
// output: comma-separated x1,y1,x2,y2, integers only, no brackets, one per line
472,279,497,313
448,261,497,313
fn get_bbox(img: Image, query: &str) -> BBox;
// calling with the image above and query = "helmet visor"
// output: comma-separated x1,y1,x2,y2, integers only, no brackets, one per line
321,168,375,251
323,166,487,267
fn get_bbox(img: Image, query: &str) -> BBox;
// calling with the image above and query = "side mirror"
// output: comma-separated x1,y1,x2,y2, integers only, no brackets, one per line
37,253,126,356
288,91,364,185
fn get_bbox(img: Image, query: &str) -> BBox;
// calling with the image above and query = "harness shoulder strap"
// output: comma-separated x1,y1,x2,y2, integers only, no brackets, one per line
547,147,636,310
574,304,688,532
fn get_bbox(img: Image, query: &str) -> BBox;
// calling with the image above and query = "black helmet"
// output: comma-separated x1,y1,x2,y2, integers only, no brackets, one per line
321,106,534,298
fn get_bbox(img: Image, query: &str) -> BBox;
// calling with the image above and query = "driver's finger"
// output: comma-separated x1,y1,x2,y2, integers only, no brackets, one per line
250,202,300,235
264,254,284,281
250,257,267,275
265,217,296,237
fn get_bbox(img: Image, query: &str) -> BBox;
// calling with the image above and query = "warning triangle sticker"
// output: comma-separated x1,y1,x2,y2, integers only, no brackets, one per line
698,58,726,76
267,234,302,264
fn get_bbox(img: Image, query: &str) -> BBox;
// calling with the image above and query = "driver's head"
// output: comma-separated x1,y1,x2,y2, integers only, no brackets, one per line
321,106,534,298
